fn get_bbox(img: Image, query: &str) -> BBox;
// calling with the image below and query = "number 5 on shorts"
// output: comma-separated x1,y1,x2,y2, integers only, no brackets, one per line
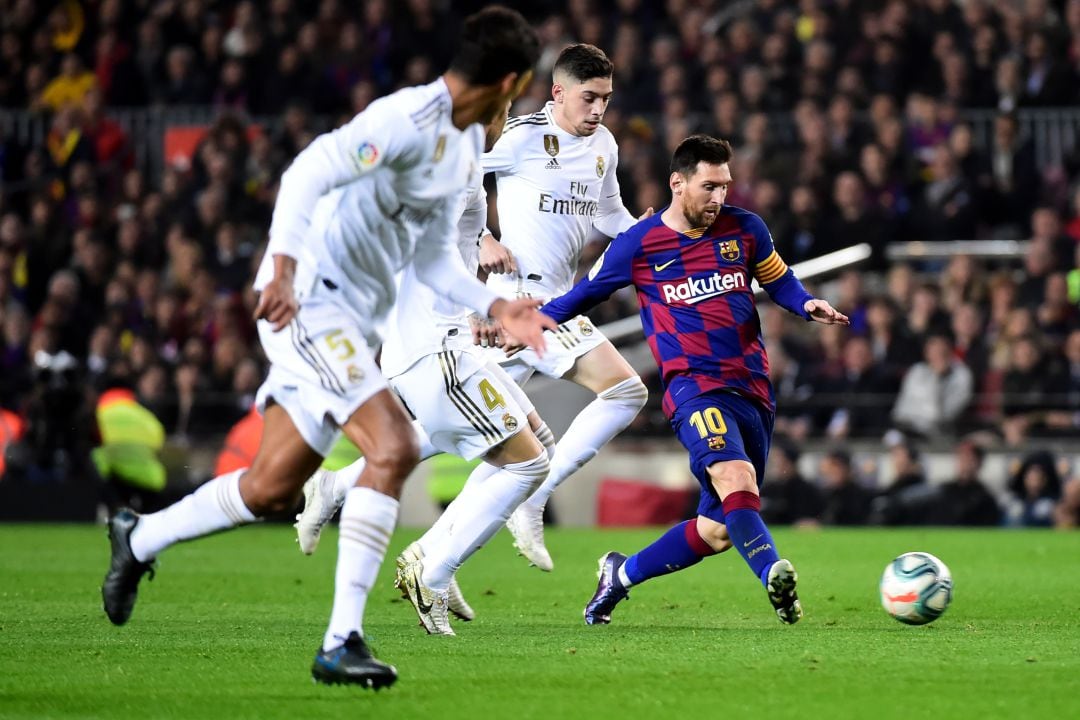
325,329,356,361
689,407,727,438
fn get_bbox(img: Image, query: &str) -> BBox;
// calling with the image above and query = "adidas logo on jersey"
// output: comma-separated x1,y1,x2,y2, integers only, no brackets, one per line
545,158,561,170
660,270,747,305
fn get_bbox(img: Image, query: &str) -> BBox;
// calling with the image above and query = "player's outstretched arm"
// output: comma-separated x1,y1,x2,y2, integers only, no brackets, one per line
803,298,850,325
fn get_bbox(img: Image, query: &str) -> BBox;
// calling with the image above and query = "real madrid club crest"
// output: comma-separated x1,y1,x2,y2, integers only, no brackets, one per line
502,413,519,432
595,155,605,177
578,318,594,336
543,134,559,157
433,134,447,162
718,239,740,262
347,365,364,383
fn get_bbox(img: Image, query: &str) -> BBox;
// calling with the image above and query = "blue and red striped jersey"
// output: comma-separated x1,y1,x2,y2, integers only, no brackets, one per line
542,205,813,417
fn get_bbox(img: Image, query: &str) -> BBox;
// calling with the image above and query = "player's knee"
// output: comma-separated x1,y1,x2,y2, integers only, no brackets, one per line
506,451,550,494
365,433,421,481
240,471,297,516
711,461,757,496
599,375,648,411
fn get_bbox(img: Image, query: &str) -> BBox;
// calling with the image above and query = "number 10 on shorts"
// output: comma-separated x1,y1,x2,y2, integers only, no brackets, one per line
689,407,726,449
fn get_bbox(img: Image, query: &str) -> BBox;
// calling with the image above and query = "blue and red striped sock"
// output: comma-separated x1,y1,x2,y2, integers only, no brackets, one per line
623,518,717,586
722,490,780,587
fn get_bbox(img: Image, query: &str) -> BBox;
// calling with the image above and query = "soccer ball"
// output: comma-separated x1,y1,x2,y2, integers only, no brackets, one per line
879,551,953,625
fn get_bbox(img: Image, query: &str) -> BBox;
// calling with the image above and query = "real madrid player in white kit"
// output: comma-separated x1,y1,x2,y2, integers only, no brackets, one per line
292,45,651,575
99,7,548,690
294,106,560,635
480,44,651,570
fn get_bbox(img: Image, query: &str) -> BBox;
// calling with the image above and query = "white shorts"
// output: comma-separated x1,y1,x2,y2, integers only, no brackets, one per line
389,349,531,460
493,314,607,386
255,285,387,456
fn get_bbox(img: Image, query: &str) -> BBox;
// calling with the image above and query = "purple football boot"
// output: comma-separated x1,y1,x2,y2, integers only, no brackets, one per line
584,551,630,625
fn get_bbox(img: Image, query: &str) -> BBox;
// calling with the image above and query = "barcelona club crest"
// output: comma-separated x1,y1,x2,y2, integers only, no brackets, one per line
544,134,560,157
707,436,726,450
595,155,605,177
718,239,740,262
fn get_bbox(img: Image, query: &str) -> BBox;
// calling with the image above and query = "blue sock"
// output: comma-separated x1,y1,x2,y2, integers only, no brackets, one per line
623,519,717,585
722,490,781,587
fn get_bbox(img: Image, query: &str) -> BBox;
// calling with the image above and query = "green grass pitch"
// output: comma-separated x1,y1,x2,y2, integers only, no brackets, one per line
1,524,1078,719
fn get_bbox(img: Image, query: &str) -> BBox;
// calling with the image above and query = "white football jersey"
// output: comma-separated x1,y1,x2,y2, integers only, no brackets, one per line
256,78,498,345
380,179,488,377
482,101,636,300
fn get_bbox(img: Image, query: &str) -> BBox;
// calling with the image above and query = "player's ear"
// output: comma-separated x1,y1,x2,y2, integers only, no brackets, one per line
551,81,564,104
669,172,684,195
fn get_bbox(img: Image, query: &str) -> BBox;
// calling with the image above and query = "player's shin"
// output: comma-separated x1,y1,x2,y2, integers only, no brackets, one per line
416,460,499,556
422,451,549,590
621,518,718,587
323,487,398,651
129,469,257,562
721,491,781,586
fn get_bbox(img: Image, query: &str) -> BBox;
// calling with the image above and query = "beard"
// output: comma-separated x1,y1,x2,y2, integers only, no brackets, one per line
683,205,719,229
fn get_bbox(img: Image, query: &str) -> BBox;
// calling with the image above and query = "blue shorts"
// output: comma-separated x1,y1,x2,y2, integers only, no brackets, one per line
670,390,774,523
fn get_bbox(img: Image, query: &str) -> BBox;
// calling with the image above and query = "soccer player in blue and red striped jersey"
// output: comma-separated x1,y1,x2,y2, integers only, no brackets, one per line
541,135,849,625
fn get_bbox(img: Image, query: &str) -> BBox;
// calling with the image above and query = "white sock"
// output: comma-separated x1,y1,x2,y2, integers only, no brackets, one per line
533,421,555,454
329,422,437,504
323,487,398,651
617,564,634,588
417,460,499,557
129,469,256,562
421,452,549,591
522,377,647,512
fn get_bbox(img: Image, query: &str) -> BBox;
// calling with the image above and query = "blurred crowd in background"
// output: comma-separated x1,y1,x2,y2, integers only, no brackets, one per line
0,0,1079,526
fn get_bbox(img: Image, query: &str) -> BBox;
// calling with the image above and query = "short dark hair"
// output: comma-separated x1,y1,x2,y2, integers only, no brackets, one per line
670,135,734,176
449,6,539,85
553,43,613,83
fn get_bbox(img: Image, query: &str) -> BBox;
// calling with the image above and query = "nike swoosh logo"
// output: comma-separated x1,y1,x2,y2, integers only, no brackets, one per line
412,571,433,614
743,534,764,548
654,258,677,272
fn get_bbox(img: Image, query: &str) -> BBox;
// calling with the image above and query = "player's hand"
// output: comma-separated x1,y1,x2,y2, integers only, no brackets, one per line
469,313,504,348
489,298,555,358
637,207,655,220
804,298,849,326
253,276,298,332
499,329,526,357
479,234,517,275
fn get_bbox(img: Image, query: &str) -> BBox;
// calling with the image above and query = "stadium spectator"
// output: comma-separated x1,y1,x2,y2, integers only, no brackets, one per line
930,440,1002,526
820,335,896,440
761,439,823,526
869,440,934,525
1005,450,1062,527
891,332,975,438
817,449,873,526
